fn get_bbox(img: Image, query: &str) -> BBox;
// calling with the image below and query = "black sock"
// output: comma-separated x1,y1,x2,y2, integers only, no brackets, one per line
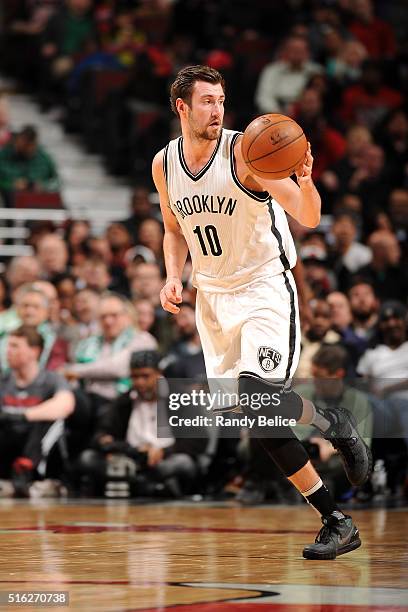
302,479,344,518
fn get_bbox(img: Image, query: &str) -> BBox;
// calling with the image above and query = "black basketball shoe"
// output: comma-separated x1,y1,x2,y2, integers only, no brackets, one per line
320,406,372,486
303,511,361,560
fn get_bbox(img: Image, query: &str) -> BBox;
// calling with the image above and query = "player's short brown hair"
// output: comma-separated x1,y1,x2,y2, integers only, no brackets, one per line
170,65,225,115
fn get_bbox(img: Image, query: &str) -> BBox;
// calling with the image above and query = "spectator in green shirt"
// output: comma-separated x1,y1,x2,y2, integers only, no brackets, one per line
295,344,373,499
0,125,59,204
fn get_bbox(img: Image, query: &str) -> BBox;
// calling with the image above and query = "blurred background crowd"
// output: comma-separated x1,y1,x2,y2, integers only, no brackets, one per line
0,0,407,505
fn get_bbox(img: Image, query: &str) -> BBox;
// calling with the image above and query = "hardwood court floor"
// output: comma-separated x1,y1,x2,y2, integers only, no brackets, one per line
0,501,407,611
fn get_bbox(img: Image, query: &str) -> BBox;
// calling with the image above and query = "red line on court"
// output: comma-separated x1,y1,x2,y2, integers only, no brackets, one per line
135,605,408,612
4,524,314,535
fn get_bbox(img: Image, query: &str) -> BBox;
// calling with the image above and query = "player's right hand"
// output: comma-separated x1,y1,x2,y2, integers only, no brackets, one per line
160,277,183,314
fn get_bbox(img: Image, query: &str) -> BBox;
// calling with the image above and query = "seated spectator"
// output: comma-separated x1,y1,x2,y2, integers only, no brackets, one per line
0,256,42,335
341,61,402,129
162,303,205,380
122,186,156,244
327,291,367,373
255,35,322,114
105,222,133,293
349,0,396,60
292,87,346,180
0,274,10,314
36,233,69,281
77,256,112,293
64,292,157,405
295,344,372,500
0,125,59,205
319,125,372,210
327,40,367,86
133,298,155,334
61,287,100,359
299,244,336,298
64,219,91,266
357,230,408,302
0,325,75,497
357,301,408,457
39,0,96,108
0,94,12,148
388,188,408,264
296,298,341,379
357,301,408,401
77,350,198,497
137,218,164,268
54,273,77,320
347,278,379,345
129,262,163,310
0,284,69,373
348,144,397,231
376,109,408,187
329,212,372,290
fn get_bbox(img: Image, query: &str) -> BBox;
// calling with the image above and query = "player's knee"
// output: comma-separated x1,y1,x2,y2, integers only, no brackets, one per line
238,374,303,421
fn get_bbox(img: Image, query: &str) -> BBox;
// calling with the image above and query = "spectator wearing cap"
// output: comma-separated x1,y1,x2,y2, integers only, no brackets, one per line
356,231,408,302
357,301,408,400
77,350,200,497
357,301,408,454
0,125,59,205
63,292,157,405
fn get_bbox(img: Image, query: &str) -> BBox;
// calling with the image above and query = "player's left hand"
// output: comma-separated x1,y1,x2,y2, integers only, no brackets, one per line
295,142,313,188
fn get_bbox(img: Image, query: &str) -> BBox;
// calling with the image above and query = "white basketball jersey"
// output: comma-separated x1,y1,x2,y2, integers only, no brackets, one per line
164,128,297,293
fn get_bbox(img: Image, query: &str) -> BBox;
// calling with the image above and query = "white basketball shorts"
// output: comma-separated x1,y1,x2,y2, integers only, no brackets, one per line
195,270,300,399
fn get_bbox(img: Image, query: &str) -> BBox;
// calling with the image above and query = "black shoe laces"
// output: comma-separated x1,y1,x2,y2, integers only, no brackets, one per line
315,522,341,544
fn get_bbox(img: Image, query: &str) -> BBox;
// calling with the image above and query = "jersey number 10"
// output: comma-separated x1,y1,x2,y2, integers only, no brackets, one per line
193,225,222,256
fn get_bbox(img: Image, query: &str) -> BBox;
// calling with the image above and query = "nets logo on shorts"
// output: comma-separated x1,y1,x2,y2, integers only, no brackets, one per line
257,346,282,373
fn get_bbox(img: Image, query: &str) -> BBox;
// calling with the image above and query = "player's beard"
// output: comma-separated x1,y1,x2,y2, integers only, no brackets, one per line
189,115,222,141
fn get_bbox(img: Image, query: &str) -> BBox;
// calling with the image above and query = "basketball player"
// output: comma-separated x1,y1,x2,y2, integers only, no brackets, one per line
152,65,371,560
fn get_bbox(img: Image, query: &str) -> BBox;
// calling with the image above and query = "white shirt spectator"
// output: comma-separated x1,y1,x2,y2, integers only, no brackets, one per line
357,341,408,399
126,398,174,449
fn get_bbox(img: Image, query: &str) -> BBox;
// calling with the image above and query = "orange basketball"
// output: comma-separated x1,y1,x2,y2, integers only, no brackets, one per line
242,113,307,180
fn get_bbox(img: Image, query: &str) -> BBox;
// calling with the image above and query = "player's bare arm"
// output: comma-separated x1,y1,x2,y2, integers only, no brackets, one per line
152,150,189,314
235,137,321,228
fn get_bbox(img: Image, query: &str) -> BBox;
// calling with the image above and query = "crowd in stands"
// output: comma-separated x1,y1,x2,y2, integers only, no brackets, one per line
0,0,407,503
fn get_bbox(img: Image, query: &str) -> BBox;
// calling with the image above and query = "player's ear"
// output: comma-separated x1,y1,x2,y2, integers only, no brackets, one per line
176,98,186,115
